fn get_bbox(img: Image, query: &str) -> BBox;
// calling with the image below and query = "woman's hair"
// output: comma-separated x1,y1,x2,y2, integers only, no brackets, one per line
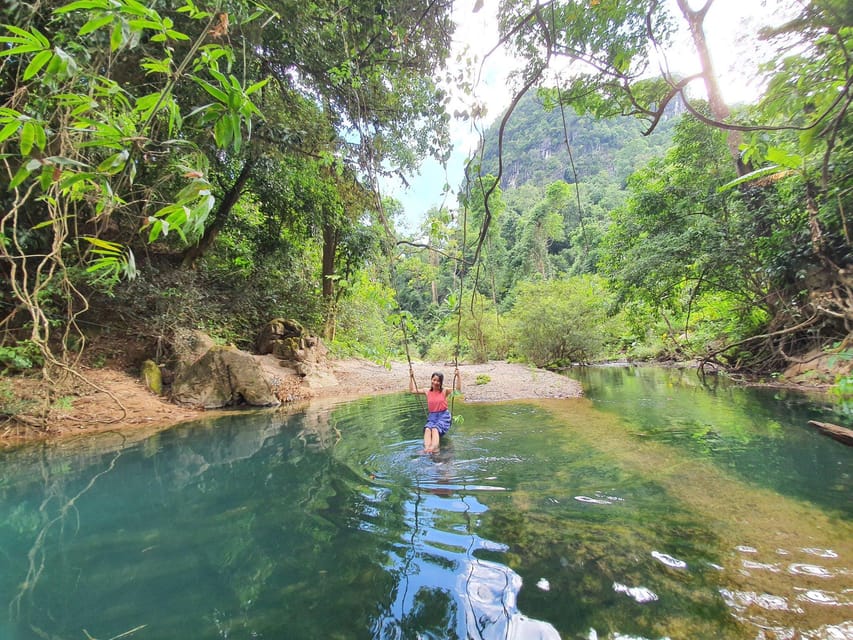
431,372,444,389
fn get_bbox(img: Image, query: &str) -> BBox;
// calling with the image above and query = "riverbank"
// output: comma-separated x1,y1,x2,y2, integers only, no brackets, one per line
0,358,583,445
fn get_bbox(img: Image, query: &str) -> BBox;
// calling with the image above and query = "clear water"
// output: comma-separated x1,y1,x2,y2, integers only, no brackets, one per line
0,366,850,640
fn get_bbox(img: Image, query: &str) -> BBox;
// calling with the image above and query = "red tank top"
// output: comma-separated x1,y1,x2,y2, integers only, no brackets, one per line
426,390,448,413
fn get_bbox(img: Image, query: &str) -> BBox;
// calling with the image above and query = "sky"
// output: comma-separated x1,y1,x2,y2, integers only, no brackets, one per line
383,0,792,234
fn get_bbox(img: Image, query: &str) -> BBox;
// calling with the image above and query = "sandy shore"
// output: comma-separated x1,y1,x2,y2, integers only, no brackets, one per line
1,359,582,445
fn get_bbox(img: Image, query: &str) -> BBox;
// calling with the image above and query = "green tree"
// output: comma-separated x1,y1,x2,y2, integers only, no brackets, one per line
497,0,851,368
511,181,568,280
0,0,266,374
0,0,457,374
508,275,618,367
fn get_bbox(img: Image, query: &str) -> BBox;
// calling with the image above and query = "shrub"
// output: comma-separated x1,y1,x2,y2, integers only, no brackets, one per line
507,275,620,367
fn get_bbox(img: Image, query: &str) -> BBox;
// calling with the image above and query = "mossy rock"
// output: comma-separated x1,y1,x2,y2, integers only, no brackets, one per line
141,359,163,395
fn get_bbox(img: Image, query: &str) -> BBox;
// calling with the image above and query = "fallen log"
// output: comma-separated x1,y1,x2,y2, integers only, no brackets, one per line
808,420,853,446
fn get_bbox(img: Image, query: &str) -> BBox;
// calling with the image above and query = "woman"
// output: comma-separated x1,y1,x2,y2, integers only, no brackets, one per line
409,368,461,452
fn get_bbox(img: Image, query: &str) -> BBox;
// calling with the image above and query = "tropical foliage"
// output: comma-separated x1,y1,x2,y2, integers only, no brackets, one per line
0,0,453,378
1,0,850,421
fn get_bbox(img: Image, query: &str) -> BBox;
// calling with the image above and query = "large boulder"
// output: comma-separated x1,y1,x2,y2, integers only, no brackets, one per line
256,318,328,363
171,344,280,409
256,318,336,389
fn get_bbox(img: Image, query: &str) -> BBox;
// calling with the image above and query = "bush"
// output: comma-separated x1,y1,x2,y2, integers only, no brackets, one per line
333,271,400,364
507,275,620,367
0,341,43,374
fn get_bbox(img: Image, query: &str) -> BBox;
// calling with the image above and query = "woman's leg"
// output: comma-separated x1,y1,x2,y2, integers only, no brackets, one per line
425,427,440,452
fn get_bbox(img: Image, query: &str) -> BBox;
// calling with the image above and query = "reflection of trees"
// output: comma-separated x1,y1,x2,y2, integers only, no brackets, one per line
7,439,125,628
2,395,562,638
477,500,731,638
295,403,341,451
394,587,458,639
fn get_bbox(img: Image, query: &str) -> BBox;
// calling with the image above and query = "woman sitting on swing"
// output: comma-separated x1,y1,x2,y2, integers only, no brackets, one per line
409,368,461,453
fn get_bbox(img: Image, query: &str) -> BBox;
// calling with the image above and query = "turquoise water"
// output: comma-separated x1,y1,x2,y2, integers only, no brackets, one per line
0,366,850,639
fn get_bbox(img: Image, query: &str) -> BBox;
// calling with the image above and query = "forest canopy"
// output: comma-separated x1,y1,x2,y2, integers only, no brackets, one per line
0,0,850,418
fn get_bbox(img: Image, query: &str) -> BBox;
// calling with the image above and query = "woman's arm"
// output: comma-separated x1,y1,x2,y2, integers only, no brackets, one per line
450,367,461,393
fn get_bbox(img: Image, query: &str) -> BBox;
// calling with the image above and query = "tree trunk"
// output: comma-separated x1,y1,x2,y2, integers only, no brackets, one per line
676,0,750,176
322,224,338,341
181,160,254,268
805,180,825,254
430,244,439,305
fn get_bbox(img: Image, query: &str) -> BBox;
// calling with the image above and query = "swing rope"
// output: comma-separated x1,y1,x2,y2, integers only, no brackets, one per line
548,3,590,258
400,314,427,417
362,112,467,419
449,198,467,416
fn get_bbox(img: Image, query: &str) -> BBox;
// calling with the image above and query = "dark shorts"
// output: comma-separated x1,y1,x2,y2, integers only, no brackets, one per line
425,410,451,436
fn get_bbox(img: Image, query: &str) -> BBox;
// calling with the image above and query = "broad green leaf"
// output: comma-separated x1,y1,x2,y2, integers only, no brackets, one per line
0,120,20,143
23,49,53,80
83,236,124,251
208,67,227,86
127,19,164,31
110,23,123,51
717,165,785,192
231,113,242,152
20,120,35,155
79,15,115,36
39,165,52,190
165,29,190,41
0,41,44,56
134,92,161,113
60,173,96,191
45,155,89,168
185,103,214,119
32,216,73,230
765,147,802,169
193,77,228,103
214,116,231,147
8,165,32,190
0,24,48,46
54,0,112,14
140,57,171,75
146,218,164,242
96,149,129,173
798,128,816,156
86,259,118,273
33,121,46,151
89,248,123,257
121,0,154,18
244,77,270,96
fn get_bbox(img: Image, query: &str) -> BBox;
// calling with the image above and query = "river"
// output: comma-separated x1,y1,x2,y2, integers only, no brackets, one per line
0,366,850,639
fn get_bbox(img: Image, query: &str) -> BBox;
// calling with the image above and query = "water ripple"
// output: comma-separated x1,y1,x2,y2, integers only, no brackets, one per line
613,582,658,603
574,493,623,505
719,588,797,612
795,588,849,606
801,547,839,559
742,559,782,573
788,563,834,578
651,551,687,569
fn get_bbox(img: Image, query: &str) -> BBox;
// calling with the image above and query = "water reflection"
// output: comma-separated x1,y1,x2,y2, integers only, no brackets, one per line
569,365,852,516
0,370,850,640
371,443,558,639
